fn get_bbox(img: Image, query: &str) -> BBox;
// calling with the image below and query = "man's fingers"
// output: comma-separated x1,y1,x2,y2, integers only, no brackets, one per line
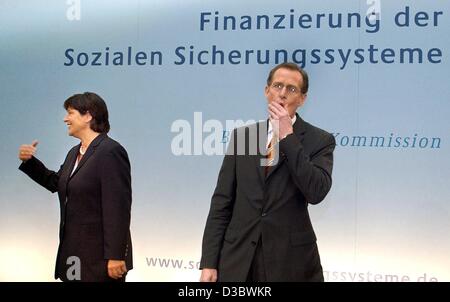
270,102,288,116
31,140,39,147
268,104,278,114
200,269,218,283
268,107,280,120
271,101,284,109
270,102,290,117
268,104,283,117
270,102,284,110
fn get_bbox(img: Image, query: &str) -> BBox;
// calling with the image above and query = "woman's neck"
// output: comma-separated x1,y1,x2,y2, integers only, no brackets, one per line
79,130,100,149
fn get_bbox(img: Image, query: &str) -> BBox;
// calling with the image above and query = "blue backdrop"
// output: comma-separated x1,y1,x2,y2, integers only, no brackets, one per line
1,0,449,281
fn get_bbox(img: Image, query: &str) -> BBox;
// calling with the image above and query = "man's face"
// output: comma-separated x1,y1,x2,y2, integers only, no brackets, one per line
63,107,91,137
264,68,307,118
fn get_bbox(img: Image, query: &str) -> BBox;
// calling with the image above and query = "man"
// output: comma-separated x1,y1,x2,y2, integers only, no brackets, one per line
18,92,132,281
200,63,335,282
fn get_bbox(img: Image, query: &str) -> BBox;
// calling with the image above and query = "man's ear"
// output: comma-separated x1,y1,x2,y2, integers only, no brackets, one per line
264,85,270,98
298,94,307,107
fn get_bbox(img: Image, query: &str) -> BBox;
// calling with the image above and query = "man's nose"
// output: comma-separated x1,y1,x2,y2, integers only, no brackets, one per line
279,87,288,98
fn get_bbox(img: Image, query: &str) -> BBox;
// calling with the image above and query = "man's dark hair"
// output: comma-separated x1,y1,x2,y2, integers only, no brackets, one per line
266,62,309,94
63,92,110,133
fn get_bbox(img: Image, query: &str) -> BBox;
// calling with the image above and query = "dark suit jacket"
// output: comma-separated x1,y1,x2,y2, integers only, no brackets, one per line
200,115,335,281
19,133,132,281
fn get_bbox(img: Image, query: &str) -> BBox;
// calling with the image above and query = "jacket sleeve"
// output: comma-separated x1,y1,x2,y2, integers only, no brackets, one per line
200,129,237,269
279,132,336,204
100,145,132,260
18,156,62,193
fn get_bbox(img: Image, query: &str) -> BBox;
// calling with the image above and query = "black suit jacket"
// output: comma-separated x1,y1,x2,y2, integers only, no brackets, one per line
19,134,132,281
200,115,335,281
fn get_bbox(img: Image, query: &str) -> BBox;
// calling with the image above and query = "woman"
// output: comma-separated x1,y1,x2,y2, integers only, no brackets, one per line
18,92,132,282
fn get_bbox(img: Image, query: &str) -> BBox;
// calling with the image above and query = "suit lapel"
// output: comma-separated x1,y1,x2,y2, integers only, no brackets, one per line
59,147,78,198
69,133,107,179
293,115,307,144
254,120,267,186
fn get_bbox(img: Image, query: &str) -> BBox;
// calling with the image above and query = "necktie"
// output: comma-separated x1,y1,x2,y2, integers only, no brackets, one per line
265,134,277,176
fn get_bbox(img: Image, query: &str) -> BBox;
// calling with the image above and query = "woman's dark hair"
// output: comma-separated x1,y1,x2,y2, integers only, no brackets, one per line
63,92,110,133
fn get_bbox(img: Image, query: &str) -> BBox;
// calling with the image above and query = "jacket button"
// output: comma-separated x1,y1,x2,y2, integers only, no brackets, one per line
261,212,267,217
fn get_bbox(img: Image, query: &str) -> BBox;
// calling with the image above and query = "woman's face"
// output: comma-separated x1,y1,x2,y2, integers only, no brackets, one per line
63,107,91,138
